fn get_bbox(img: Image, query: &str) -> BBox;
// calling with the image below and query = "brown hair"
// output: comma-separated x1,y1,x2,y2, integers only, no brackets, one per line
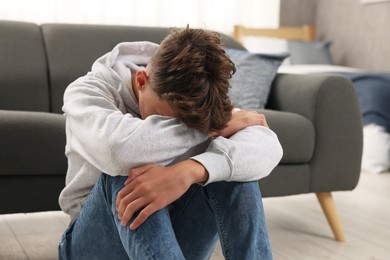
149,26,236,133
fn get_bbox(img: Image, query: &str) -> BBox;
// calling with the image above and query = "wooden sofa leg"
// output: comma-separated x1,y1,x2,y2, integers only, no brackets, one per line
315,192,345,242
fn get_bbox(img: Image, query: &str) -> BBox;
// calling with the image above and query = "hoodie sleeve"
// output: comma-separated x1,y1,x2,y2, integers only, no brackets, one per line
192,126,283,184
64,75,208,177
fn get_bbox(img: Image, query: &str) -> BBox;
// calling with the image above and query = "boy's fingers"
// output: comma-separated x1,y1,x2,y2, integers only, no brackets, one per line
130,204,155,230
116,184,135,210
125,165,154,185
120,197,145,226
117,190,139,219
124,174,137,185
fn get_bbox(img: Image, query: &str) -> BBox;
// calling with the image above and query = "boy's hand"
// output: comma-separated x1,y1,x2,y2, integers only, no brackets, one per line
115,160,208,230
214,109,269,138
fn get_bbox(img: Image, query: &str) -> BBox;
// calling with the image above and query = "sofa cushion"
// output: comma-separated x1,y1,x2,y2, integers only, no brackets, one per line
261,109,315,164
260,164,311,197
225,48,288,109
287,40,334,65
0,110,67,176
0,21,49,111
41,24,245,114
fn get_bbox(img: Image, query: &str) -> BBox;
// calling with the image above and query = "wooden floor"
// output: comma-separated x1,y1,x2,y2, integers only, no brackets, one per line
263,171,390,260
1,171,389,260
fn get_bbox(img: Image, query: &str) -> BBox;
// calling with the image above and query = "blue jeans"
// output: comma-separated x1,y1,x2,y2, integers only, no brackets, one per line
58,174,272,260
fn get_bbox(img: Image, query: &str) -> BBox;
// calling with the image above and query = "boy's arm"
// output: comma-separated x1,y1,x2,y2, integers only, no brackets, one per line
192,109,283,184
116,111,283,229
193,125,283,184
63,75,208,177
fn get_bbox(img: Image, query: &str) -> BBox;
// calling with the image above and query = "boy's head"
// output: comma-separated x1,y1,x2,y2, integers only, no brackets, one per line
136,26,236,133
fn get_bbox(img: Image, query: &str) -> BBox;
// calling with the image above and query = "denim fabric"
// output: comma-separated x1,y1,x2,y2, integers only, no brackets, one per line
59,174,273,260
335,72,390,133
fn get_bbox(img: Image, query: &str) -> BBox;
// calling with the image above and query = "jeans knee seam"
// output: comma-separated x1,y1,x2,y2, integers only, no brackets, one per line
206,191,231,260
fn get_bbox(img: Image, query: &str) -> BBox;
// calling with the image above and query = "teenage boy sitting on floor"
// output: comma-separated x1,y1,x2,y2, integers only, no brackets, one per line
58,26,283,260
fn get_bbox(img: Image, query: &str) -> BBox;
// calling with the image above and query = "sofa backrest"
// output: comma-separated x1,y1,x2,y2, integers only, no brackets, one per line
0,20,50,112
41,23,245,114
41,24,171,113
0,21,245,114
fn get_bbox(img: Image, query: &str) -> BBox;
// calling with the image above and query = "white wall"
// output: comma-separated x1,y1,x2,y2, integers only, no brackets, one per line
0,0,280,35
278,0,390,70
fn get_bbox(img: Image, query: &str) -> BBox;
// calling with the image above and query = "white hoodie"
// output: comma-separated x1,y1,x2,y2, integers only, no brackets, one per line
59,41,283,219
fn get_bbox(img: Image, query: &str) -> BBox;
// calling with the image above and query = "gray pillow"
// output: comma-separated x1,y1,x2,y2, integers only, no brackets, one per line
287,41,333,65
225,48,288,109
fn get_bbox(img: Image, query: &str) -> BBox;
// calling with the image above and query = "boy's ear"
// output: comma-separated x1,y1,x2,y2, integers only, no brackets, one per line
135,70,148,91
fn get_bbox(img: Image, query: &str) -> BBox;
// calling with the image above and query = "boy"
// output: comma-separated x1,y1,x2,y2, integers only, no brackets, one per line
58,27,283,259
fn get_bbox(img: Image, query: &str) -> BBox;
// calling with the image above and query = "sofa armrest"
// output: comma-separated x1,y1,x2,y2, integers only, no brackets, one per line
0,110,67,176
267,73,363,192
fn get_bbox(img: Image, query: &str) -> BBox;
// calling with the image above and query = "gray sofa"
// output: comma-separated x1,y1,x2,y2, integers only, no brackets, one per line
0,20,363,241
